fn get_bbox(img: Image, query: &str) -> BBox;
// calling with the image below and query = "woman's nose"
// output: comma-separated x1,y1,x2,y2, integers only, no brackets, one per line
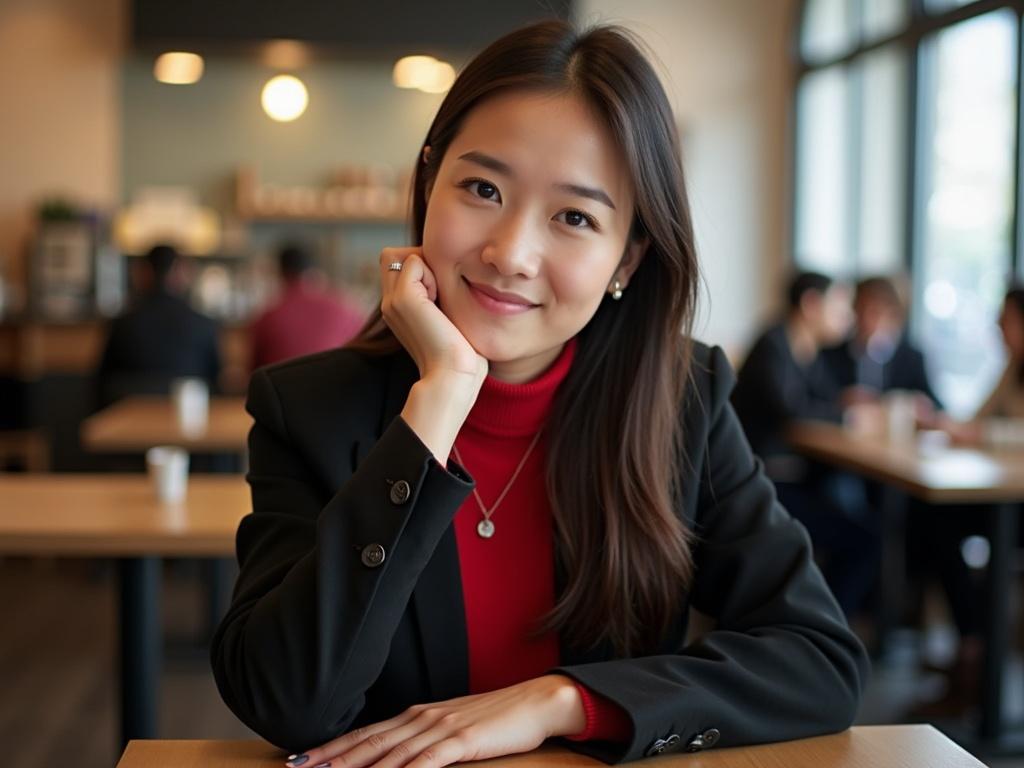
480,214,542,278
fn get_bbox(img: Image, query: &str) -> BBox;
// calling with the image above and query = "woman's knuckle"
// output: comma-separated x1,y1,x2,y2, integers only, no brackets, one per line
389,741,412,760
438,712,461,728
366,732,389,751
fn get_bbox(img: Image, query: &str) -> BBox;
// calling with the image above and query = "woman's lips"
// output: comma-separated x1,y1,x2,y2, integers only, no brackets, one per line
464,278,539,315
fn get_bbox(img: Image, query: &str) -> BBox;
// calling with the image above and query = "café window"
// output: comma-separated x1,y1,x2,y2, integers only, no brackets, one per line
794,0,1021,416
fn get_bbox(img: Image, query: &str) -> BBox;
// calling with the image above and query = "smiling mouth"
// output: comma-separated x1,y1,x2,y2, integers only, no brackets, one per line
463,277,540,313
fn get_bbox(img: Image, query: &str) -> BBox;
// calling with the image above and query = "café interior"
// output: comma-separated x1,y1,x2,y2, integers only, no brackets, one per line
2,0,1024,766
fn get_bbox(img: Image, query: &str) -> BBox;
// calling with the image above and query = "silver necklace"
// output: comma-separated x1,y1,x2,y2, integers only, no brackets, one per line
451,431,542,538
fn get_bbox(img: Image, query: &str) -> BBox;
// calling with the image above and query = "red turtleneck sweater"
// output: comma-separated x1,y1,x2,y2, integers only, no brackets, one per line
450,338,631,743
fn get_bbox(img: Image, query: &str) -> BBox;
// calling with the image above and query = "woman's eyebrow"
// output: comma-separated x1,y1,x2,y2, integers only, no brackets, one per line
457,151,617,211
554,182,616,210
458,151,514,176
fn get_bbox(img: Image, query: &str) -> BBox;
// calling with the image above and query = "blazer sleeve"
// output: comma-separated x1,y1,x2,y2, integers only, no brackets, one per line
551,346,870,764
210,366,473,752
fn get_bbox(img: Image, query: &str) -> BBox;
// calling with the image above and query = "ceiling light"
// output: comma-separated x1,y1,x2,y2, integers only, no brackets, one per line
154,52,204,85
419,61,456,94
393,55,438,89
261,75,308,122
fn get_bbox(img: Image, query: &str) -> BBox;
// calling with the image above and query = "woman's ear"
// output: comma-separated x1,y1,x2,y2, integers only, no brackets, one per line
615,236,649,289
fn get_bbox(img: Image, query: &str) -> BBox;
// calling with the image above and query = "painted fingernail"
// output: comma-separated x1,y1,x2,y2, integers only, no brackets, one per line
286,756,309,767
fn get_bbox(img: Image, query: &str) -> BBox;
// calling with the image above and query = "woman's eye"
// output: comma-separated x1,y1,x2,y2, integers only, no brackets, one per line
557,210,597,230
460,179,501,202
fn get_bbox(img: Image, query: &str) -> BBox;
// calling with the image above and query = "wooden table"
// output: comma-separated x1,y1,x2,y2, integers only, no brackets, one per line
81,396,251,453
115,726,987,768
789,421,1023,750
0,474,248,746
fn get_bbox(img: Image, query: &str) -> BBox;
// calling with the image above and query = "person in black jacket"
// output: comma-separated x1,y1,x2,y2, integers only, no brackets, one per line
731,272,850,467
821,276,942,413
211,21,869,768
96,243,221,407
732,273,880,619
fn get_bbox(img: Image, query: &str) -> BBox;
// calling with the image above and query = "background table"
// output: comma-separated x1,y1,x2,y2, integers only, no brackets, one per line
114,726,987,768
0,474,248,746
789,422,1023,749
81,396,251,454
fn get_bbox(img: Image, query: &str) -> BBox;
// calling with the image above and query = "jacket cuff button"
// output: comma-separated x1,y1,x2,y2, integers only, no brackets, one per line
644,739,667,757
389,479,411,504
361,543,386,568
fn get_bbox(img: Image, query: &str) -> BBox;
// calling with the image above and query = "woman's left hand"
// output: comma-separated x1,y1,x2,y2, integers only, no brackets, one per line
287,675,586,768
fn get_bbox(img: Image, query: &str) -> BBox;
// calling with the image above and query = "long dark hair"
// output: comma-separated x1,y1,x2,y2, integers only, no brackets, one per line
348,20,700,656
1003,287,1024,383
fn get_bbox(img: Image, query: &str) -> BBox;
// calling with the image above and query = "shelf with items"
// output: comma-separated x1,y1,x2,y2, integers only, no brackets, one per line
234,165,412,224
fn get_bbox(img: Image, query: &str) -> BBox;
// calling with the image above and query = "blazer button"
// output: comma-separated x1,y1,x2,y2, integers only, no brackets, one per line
389,480,411,505
686,728,720,752
644,739,667,757
361,543,386,568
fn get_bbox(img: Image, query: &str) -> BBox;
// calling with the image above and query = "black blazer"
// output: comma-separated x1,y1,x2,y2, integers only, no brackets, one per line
210,341,869,764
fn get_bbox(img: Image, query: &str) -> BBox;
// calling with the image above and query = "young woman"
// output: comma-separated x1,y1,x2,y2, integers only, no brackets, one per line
211,20,868,768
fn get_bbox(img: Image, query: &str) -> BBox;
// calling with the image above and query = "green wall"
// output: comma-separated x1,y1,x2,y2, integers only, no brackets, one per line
121,54,447,211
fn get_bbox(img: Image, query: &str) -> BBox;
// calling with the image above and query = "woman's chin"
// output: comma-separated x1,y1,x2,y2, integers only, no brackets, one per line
462,332,524,364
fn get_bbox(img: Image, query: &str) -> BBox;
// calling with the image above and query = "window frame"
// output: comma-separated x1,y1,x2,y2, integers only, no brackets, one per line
793,0,1024,279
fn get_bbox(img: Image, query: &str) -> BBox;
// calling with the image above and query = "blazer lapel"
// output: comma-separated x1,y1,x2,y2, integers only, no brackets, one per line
376,350,470,701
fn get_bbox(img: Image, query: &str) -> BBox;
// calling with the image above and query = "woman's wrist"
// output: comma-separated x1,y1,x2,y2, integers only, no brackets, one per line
401,376,481,463
535,674,586,738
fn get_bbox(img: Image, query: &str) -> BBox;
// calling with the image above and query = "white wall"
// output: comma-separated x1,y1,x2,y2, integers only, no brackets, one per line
0,0,123,295
576,0,799,356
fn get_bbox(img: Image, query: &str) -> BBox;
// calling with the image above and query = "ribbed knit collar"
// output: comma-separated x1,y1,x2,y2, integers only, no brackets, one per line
464,338,578,438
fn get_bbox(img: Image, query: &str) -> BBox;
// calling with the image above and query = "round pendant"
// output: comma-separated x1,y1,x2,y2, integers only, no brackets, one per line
477,519,495,539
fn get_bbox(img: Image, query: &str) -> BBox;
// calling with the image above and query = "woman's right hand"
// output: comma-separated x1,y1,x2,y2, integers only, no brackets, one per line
380,247,486,385
380,247,488,462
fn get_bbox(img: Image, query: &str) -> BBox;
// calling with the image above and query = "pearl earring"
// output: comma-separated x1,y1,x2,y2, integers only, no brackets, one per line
611,280,624,301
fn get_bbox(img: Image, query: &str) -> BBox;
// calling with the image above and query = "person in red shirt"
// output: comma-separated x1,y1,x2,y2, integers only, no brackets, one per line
212,19,868,768
249,243,367,370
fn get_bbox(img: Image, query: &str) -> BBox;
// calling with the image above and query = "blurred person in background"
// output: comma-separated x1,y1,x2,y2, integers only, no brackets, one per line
952,286,1024,441
732,272,850,464
900,287,1024,717
821,276,942,422
249,242,367,370
96,242,221,407
733,272,880,620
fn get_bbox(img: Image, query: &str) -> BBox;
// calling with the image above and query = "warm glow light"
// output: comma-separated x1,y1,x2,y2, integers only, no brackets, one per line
419,61,456,93
261,75,308,122
393,55,438,89
154,52,204,85
262,39,311,69
392,55,456,94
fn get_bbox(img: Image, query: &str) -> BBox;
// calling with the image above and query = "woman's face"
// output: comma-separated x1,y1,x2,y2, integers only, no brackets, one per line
999,299,1024,359
421,89,644,383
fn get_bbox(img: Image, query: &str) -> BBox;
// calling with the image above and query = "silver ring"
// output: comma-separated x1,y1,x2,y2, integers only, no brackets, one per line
387,262,403,272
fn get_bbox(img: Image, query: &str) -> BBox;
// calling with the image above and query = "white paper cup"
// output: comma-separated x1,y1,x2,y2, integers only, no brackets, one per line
146,446,189,503
170,377,209,435
885,390,917,443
